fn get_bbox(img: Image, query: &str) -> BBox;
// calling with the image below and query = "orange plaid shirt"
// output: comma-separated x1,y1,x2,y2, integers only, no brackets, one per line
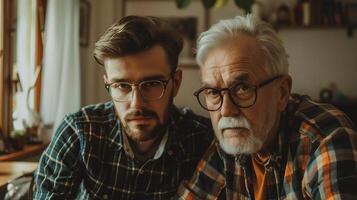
177,94,357,200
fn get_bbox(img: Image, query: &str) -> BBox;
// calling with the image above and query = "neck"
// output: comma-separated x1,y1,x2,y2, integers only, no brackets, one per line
129,130,165,161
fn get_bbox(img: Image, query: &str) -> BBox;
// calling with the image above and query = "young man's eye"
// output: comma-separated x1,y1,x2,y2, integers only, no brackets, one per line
112,83,131,90
143,81,161,87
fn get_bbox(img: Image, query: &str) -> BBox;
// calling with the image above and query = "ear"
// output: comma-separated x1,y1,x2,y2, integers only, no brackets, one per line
103,75,109,84
172,69,182,97
277,75,292,111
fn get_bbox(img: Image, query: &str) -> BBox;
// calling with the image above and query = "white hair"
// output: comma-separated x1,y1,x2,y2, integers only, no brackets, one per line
196,14,289,76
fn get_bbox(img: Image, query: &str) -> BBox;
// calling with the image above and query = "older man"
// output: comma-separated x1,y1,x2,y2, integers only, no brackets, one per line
34,16,213,199
177,14,357,199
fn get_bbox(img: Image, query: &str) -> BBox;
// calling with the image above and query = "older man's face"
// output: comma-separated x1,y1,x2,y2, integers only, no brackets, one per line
200,34,289,155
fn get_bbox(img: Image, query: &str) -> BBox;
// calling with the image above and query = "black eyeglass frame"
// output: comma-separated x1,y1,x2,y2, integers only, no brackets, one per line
105,78,172,102
194,75,284,111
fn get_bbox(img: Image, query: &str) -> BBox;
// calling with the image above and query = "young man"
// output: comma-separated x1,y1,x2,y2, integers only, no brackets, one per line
177,14,357,199
34,16,213,199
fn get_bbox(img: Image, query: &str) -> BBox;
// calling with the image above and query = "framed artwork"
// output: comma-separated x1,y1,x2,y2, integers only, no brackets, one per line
123,0,206,67
80,0,91,47
161,17,197,60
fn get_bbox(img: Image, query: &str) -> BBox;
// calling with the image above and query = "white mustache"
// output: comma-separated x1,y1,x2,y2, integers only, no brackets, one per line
218,116,251,130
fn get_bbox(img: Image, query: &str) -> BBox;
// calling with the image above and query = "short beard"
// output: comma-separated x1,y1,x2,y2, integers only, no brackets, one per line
122,91,174,142
215,116,263,155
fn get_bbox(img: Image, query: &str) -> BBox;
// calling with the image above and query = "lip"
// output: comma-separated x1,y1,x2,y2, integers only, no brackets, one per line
127,116,153,124
222,127,248,137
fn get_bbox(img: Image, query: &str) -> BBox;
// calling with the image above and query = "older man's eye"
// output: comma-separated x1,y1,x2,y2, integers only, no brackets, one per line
236,84,250,94
204,88,220,97
233,84,254,100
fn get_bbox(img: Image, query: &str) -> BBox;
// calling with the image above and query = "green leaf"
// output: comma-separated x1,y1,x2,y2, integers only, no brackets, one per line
214,0,229,8
202,0,216,9
234,0,254,13
176,0,192,9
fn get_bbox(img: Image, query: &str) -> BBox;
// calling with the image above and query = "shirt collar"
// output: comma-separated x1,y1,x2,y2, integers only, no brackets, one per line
106,102,181,158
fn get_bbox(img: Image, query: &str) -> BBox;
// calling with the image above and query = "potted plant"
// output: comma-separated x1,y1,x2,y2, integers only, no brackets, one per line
10,130,27,150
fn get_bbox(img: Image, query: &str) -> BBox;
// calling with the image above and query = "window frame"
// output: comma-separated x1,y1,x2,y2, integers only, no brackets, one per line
1,0,45,137
0,0,15,136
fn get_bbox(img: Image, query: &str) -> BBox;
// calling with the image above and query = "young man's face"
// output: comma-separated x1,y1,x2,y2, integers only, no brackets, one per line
104,45,182,143
200,34,290,155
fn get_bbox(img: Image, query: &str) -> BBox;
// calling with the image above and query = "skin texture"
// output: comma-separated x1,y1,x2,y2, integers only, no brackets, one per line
103,45,182,154
200,33,291,156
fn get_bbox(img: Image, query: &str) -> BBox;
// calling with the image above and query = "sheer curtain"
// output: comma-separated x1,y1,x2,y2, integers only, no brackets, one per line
13,0,37,131
40,0,80,141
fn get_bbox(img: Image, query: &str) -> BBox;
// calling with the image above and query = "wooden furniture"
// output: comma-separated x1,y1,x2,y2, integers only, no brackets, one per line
0,161,37,187
0,143,47,161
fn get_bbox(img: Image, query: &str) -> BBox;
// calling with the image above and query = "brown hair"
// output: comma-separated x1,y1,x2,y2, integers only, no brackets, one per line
93,16,183,72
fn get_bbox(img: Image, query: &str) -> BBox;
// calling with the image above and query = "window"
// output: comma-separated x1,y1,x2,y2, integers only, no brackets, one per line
0,0,44,138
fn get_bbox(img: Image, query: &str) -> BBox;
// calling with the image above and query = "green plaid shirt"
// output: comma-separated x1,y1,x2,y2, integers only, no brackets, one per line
34,102,213,200
177,94,357,200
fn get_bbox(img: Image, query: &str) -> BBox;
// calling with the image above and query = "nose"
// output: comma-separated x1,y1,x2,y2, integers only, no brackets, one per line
130,87,146,108
220,92,240,117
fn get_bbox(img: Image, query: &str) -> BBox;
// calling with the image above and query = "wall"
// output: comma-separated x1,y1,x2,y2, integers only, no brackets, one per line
280,29,357,100
80,0,122,106
80,1,357,117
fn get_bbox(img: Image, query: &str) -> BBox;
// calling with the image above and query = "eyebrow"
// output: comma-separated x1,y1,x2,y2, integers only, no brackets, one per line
233,74,250,83
201,73,250,88
109,75,168,83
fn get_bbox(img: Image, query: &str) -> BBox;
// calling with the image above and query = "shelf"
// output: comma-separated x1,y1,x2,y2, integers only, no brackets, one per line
275,24,346,30
0,161,38,187
0,143,47,161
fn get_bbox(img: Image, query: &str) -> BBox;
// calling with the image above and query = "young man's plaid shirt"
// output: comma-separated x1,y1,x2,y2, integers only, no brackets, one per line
177,94,357,199
34,102,213,200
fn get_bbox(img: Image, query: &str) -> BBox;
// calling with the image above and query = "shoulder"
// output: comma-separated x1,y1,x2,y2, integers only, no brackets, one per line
168,106,214,159
288,96,357,198
68,101,116,124
176,141,225,199
289,95,355,143
52,101,117,143
170,106,214,144
177,107,212,130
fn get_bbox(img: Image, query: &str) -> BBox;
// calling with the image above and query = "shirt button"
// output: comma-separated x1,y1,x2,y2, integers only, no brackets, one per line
168,150,173,156
103,194,108,199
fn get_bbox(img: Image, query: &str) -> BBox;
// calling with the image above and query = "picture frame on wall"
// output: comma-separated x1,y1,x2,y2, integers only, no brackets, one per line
161,17,197,62
80,0,91,47
123,0,206,67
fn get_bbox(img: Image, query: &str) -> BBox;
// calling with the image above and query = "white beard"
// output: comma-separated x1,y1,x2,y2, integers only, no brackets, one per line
215,116,263,155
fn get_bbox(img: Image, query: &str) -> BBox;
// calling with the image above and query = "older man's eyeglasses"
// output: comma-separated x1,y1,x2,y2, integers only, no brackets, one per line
194,75,283,111
105,78,171,102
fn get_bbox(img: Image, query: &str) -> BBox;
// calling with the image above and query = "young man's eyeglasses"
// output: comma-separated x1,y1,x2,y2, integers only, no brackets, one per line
194,75,283,111
105,78,172,102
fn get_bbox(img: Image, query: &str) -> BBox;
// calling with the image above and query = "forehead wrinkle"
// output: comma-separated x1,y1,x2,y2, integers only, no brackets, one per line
201,66,224,87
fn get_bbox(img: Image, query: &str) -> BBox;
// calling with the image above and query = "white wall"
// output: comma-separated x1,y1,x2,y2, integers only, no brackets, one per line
80,1,357,117
280,29,357,100
80,0,123,106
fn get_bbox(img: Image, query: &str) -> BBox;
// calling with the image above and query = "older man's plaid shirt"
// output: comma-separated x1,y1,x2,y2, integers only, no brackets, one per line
177,95,357,200
34,102,213,200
